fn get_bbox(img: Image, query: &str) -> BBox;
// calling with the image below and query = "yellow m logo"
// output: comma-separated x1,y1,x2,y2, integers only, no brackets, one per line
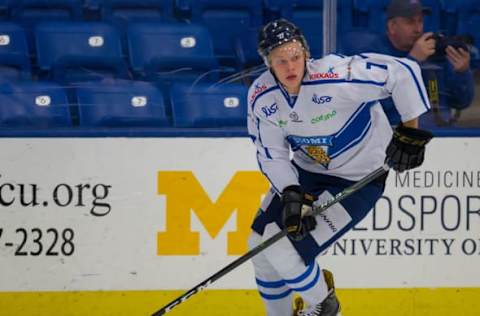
157,171,269,256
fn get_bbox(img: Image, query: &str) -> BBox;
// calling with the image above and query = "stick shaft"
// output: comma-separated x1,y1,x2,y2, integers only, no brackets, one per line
152,163,389,316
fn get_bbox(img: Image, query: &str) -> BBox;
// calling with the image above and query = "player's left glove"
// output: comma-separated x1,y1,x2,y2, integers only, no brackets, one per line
386,125,433,172
281,185,317,241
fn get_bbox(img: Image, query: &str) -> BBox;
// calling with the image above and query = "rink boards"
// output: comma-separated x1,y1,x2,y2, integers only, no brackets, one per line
0,137,479,315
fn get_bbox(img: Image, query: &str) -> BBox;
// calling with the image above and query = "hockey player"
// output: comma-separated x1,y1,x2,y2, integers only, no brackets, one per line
247,19,433,316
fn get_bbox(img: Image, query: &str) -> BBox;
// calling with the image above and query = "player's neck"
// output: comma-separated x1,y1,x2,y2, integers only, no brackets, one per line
284,84,300,95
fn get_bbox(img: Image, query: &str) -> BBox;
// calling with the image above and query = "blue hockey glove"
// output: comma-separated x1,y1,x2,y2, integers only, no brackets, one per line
386,125,433,172
281,185,317,241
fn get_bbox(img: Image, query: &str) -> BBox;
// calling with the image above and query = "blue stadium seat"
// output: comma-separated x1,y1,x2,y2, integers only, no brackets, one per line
0,22,31,81
98,0,178,56
0,0,11,20
264,0,323,58
418,0,440,33
263,0,292,21
35,21,129,82
337,0,355,33
100,0,175,23
0,81,71,127
184,0,263,65
84,0,100,11
338,29,381,56
350,0,439,33
289,0,324,58
459,15,480,68
9,0,84,53
10,0,83,21
352,0,378,30
352,0,393,32
170,82,247,128
127,22,219,82
234,32,263,71
458,0,480,19
76,80,168,127
457,0,480,33
439,0,460,35
457,0,480,67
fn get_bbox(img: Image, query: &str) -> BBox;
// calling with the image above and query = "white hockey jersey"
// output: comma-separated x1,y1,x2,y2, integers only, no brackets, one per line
247,53,430,194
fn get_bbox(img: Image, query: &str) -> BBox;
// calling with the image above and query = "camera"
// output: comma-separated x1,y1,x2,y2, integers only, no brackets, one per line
428,33,473,60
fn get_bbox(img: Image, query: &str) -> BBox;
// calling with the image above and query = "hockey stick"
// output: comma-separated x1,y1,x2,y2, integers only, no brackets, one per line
151,163,390,316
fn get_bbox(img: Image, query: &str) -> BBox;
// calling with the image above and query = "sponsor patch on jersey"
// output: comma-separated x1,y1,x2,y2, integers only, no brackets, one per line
287,135,334,149
261,102,278,117
289,111,303,122
311,94,332,105
277,120,288,127
308,67,339,80
311,110,337,124
249,83,268,104
287,135,333,167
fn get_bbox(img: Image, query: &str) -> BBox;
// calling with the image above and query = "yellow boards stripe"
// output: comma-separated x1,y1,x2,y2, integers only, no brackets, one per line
0,288,479,316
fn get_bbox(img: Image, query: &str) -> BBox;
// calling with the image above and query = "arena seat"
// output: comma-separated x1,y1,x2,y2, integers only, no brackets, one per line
100,0,175,22
264,0,323,58
352,0,378,30
127,22,219,82
457,0,480,22
290,0,324,58
420,0,441,32
349,0,439,33
35,21,129,82
0,22,31,81
337,29,381,56
9,0,84,54
459,15,480,68
0,0,11,20
263,0,292,21
234,32,263,72
76,80,168,127
184,0,263,65
439,0,461,35
0,81,71,127
457,0,480,33
337,0,354,33
170,82,247,127
10,0,83,21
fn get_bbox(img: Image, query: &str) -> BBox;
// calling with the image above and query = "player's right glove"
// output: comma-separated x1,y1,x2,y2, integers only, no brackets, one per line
386,125,433,172
281,185,317,241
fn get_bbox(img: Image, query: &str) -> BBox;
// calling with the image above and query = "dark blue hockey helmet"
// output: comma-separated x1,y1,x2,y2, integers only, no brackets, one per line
257,19,310,62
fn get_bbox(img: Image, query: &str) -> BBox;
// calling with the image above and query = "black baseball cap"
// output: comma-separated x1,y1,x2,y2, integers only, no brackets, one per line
386,0,432,19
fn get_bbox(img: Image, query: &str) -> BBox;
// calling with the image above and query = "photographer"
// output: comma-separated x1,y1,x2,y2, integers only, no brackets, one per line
355,0,475,126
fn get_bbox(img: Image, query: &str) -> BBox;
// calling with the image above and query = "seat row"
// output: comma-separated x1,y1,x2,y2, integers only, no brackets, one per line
0,80,248,128
3,19,478,88
1,21,252,84
2,1,479,67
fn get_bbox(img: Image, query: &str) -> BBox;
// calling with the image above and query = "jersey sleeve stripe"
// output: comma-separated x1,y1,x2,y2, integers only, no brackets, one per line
394,58,430,111
256,151,280,194
255,117,272,159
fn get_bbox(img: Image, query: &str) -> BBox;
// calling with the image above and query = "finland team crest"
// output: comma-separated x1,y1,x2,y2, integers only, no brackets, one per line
287,135,333,168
